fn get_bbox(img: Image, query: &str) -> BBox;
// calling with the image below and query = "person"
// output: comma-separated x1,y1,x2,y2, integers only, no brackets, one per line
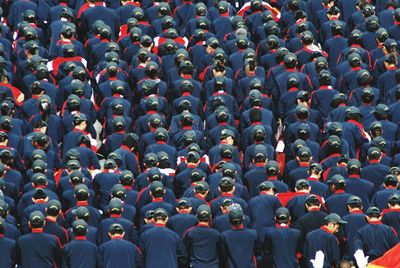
263,207,301,267
219,203,259,268
0,217,15,267
16,211,62,268
355,206,399,261
62,220,98,268
98,223,143,268
139,208,186,268
303,213,347,267
183,205,220,268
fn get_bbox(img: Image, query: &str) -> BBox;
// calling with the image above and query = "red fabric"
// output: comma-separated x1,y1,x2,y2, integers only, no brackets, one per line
370,243,400,267
276,192,307,207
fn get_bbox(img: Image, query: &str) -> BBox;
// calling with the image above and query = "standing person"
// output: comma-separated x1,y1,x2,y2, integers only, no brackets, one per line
355,207,399,261
303,213,347,268
98,223,143,268
263,207,302,268
183,205,220,268
16,211,62,268
62,220,98,268
219,204,259,268
139,208,186,268
0,217,16,267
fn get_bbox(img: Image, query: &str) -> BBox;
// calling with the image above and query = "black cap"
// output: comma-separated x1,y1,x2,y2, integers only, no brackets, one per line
222,163,236,178
74,184,89,197
266,160,280,175
346,106,363,117
150,181,165,196
103,159,117,169
108,198,123,214
108,223,124,234
347,196,363,206
220,129,235,140
295,179,310,189
325,213,347,224
194,181,209,193
388,193,400,205
366,206,381,217
221,198,233,208
144,153,158,167
347,159,361,173
297,146,311,161
74,206,89,220
46,199,61,216
153,208,168,220
147,167,162,182
228,203,244,225
258,181,275,191
197,205,211,221
144,210,154,220
384,174,398,185
29,211,45,228
367,147,381,159
275,207,290,222
72,219,88,236
330,174,346,185
253,145,267,162
32,173,47,186
111,184,126,199
66,160,80,170
305,194,321,206
177,198,192,209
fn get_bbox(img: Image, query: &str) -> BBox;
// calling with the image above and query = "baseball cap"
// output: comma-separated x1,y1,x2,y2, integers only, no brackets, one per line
366,206,381,217
295,179,310,189
197,205,211,221
325,213,347,224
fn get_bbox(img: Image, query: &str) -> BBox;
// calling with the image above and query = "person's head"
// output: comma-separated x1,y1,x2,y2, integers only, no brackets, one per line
347,159,361,175
324,213,347,233
29,211,45,230
153,208,168,224
305,195,321,211
150,181,165,198
219,177,235,194
108,198,123,216
258,181,275,195
196,205,211,223
194,181,209,197
384,174,399,189
72,219,88,237
347,196,363,212
46,200,61,218
176,198,192,214
308,163,322,178
228,203,244,226
329,175,346,191
388,193,400,208
108,223,124,239
275,207,291,225
365,206,382,222
295,179,311,193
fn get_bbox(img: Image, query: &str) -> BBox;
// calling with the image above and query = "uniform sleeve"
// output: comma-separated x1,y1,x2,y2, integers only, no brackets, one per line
218,235,228,268
176,236,187,267
53,237,63,268
263,231,272,259
328,236,341,266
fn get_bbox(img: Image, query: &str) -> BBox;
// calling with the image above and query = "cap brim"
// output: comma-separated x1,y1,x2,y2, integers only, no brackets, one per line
337,219,347,224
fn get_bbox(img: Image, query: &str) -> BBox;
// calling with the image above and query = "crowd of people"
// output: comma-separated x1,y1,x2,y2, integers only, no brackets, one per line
0,0,399,267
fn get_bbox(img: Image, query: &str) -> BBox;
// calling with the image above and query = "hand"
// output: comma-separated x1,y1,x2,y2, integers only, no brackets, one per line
310,250,324,268
354,249,369,268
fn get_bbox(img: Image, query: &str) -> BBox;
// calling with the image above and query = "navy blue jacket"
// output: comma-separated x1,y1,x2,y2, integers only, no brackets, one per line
355,222,399,260
139,224,186,268
183,223,220,268
219,227,258,268
16,230,62,268
62,237,98,268
264,225,301,268
0,236,15,267
98,237,143,268
303,227,341,268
